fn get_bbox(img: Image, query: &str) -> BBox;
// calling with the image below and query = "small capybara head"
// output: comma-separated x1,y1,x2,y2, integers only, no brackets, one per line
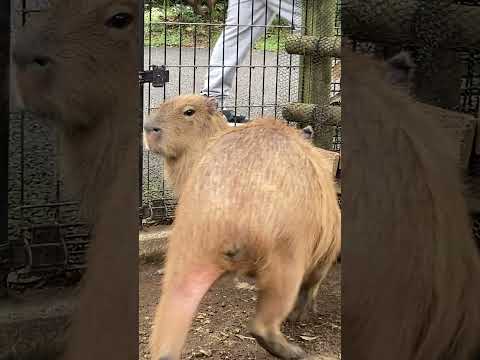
143,94,228,160
13,0,138,132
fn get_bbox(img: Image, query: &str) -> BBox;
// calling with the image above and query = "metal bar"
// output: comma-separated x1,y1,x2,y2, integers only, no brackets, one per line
161,64,300,69
288,0,296,103
260,0,268,117
161,0,168,194
274,0,283,118
138,0,145,215
234,0,241,120
206,4,213,97
22,0,27,25
149,103,291,110
1,0,10,288
178,21,183,95
247,0,255,120
193,24,198,91
219,0,227,109
149,21,296,28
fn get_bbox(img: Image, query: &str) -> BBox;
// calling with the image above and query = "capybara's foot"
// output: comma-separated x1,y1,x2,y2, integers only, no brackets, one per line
288,289,318,323
250,327,306,359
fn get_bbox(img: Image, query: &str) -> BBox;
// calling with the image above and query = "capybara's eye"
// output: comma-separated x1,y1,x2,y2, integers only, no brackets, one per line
184,109,195,116
105,13,134,29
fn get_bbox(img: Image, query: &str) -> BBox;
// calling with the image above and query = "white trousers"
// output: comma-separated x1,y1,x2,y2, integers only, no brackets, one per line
200,0,302,103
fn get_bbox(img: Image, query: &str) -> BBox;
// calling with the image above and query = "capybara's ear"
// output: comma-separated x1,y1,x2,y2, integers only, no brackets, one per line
385,50,416,88
204,96,218,114
301,125,314,140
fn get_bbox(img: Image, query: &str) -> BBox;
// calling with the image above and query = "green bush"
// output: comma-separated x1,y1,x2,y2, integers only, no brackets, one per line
144,3,291,51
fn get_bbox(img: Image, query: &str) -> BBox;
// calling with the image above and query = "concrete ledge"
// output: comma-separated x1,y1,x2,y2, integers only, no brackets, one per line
139,226,171,263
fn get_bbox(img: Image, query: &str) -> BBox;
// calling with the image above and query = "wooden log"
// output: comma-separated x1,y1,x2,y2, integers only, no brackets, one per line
342,0,480,50
283,101,475,171
282,103,341,127
285,34,341,58
299,0,337,149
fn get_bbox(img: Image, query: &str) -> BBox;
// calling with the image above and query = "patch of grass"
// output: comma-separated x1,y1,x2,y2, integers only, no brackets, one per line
144,5,291,52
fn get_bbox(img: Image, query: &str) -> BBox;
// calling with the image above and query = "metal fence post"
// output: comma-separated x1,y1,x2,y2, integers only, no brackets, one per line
0,0,11,296
138,0,145,227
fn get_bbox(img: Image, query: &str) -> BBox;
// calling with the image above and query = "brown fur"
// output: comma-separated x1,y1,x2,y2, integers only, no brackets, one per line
341,48,480,360
13,1,139,360
143,94,341,359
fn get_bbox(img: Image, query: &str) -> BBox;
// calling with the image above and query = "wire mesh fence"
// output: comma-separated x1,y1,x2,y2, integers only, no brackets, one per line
345,0,480,249
140,0,342,224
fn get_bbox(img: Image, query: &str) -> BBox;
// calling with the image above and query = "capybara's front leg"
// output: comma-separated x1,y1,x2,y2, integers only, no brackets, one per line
149,261,223,360
249,254,306,359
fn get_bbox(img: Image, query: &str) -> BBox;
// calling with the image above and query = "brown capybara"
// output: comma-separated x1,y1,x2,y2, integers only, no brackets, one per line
13,1,139,360
143,94,341,360
341,48,480,360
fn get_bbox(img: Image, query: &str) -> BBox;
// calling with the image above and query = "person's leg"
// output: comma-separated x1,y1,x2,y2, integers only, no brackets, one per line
201,0,276,105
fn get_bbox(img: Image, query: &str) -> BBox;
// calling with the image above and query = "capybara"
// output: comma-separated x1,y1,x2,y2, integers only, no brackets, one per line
143,94,341,359
13,1,139,360
341,47,480,360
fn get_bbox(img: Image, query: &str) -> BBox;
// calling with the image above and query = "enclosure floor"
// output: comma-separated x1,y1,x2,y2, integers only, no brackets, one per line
139,263,341,359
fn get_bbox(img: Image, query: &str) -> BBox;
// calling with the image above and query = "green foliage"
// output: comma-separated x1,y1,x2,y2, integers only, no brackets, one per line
144,3,291,52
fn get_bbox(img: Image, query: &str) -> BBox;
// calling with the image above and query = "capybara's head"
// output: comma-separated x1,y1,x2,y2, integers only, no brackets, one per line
13,0,138,132
143,94,227,160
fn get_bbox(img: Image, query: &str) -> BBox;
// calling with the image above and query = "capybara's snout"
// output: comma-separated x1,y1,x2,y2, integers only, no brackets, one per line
143,122,162,151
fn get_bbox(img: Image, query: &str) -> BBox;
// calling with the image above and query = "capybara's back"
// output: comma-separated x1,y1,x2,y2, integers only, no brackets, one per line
144,97,341,359
173,117,340,277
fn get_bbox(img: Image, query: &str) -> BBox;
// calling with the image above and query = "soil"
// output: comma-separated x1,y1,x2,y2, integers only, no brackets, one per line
139,261,341,359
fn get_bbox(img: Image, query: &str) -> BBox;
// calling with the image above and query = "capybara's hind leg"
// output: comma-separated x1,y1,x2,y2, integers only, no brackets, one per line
149,260,223,360
288,264,330,323
287,282,321,323
249,255,306,359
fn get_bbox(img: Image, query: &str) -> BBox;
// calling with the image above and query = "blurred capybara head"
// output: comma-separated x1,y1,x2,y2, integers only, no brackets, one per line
13,0,138,132
143,94,228,159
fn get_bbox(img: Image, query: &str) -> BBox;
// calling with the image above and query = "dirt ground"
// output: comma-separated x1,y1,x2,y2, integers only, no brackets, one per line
139,260,341,359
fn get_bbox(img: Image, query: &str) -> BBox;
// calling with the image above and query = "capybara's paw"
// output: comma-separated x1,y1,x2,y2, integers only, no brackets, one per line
250,331,307,359
288,294,316,323
287,306,303,323
151,353,174,360
288,305,312,323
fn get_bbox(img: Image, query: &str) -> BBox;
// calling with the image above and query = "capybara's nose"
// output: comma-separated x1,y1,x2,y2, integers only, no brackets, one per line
14,50,53,70
143,124,161,133
13,31,53,70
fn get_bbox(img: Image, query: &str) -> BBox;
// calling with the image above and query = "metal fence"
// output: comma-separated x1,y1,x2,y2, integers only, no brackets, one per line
4,0,90,290
140,0,342,225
